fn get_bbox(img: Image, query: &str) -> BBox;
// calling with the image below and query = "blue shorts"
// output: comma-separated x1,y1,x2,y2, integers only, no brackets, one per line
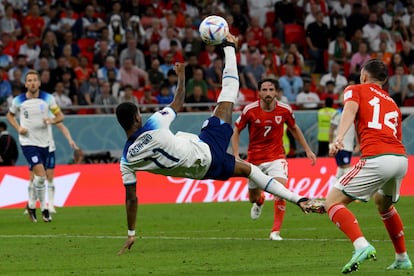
199,116,236,180
45,151,56,169
335,150,352,166
21,145,49,170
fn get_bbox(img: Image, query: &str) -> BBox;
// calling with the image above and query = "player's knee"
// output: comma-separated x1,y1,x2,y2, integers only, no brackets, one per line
33,175,46,189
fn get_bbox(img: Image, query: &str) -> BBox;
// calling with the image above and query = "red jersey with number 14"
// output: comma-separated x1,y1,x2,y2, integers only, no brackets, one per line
343,83,406,157
234,101,296,164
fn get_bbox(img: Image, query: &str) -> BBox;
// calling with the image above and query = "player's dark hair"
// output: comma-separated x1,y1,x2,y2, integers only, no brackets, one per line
116,102,138,131
258,78,280,91
363,59,388,82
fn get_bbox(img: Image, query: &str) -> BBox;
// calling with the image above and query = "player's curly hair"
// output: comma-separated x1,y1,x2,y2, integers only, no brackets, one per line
363,59,388,82
116,102,138,131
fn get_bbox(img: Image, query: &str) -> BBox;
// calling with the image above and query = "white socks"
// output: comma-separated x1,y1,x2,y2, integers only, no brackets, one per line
27,181,36,209
248,165,301,203
33,175,46,210
48,181,55,210
217,46,239,104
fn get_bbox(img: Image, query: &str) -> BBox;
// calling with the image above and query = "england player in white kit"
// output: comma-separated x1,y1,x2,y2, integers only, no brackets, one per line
116,34,325,255
7,70,64,223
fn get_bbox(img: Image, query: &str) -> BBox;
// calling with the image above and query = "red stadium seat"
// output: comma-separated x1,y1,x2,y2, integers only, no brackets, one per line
77,38,95,53
284,24,306,48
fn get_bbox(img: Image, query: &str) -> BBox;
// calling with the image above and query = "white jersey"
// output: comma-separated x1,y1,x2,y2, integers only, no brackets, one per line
331,109,356,152
120,107,212,185
9,91,60,148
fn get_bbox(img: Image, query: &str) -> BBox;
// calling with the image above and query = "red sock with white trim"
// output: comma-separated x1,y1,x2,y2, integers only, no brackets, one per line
328,204,364,242
380,206,406,254
272,198,286,232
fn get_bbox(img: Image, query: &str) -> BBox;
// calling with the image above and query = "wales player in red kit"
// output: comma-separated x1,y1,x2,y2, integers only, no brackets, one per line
327,59,412,273
232,78,317,240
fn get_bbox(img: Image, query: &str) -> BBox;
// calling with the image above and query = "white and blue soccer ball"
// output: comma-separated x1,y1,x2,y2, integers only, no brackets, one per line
198,15,229,45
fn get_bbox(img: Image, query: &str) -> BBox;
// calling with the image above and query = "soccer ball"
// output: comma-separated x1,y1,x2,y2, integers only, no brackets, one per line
198,15,229,45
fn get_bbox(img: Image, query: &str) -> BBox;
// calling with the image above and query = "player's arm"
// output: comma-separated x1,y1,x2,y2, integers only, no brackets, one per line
231,126,242,159
169,63,186,113
6,111,26,135
328,122,337,156
45,107,64,125
288,124,316,165
56,123,78,149
118,183,138,255
331,101,358,154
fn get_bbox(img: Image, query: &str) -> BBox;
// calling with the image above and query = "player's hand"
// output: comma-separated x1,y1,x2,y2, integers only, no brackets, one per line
330,137,344,156
18,127,28,135
174,63,185,77
117,235,136,255
306,150,317,166
225,33,238,48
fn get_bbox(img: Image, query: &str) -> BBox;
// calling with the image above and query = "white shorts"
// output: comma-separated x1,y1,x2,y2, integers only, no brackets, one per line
248,159,288,189
334,155,408,202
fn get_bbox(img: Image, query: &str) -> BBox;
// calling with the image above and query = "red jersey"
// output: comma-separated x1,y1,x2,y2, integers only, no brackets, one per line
343,83,406,157
235,100,296,164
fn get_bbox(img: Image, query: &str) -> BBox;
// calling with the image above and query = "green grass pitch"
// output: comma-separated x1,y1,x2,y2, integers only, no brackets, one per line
0,198,413,275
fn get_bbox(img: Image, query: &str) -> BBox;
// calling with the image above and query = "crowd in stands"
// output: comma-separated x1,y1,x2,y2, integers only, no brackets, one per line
1,0,414,116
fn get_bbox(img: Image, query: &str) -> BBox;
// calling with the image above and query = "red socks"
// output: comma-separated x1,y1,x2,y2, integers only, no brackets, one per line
380,206,406,253
328,204,363,242
272,198,286,232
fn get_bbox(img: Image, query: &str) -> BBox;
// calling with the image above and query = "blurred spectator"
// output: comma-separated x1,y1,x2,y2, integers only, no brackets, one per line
52,81,73,113
144,43,164,70
362,13,382,49
371,29,395,53
246,16,264,42
382,1,396,29
159,52,175,78
388,52,408,76
407,15,414,42
305,0,329,16
262,55,279,80
107,15,126,46
163,69,178,97
329,14,348,41
61,44,79,68
328,32,352,70
240,52,265,91
39,30,59,69
349,41,371,82
79,72,101,106
93,40,112,69
0,121,18,166
319,80,340,103
371,41,393,67
1,32,17,58
22,3,45,39
186,67,208,97
61,69,79,105
139,86,159,113
39,69,54,92
0,42,13,70
350,29,369,54
317,97,336,157
199,44,218,69
230,2,249,35
390,17,409,42
9,68,25,93
400,41,414,68
43,4,61,34
18,33,40,67
304,3,330,30
97,55,120,83
405,64,414,105
50,56,77,90
156,84,174,106
331,0,352,18
120,57,149,90
306,11,330,73
247,0,274,27
206,58,223,91
259,26,282,55
126,15,146,46
145,18,163,46
159,26,182,54
319,62,348,94
181,26,202,59
58,31,80,58
168,40,185,64
57,5,78,38
279,64,304,103
94,81,118,114
296,79,321,110
0,4,22,40
74,56,93,85
8,54,29,83
0,68,12,114
402,3,414,27
185,84,213,112
388,65,408,106
147,58,165,92
107,68,121,98
72,4,106,39
119,38,149,70
346,3,368,41
280,52,302,76
118,84,139,106
274,0,297,26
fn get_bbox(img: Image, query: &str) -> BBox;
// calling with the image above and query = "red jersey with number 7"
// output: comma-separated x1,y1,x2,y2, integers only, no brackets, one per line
234,100,296,164
343,83,406,157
